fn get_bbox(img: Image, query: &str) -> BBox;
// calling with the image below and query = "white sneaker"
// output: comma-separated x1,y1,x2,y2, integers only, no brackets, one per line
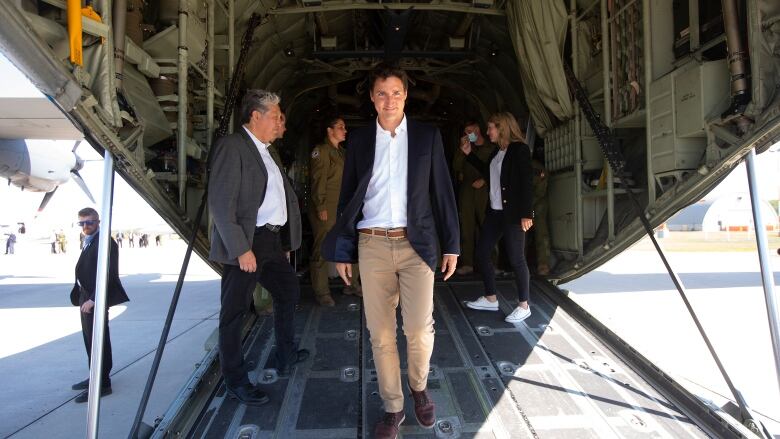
505,306,531,323
465,296,499,311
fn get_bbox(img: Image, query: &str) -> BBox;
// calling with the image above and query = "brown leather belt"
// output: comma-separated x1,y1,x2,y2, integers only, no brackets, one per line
357,227,407,238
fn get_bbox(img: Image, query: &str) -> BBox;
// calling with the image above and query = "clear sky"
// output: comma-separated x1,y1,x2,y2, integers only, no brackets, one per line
0,53,777,238
0,53,43,98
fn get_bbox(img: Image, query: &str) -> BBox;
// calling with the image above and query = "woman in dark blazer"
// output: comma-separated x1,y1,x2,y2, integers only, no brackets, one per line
461,112,534,323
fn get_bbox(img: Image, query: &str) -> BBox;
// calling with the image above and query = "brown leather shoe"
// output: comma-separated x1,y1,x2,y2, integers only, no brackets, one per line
374,411,405,439
408,383,435,428
316,294,335,307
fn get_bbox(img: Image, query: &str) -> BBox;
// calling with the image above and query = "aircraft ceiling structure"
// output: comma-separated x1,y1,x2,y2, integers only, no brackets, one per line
234,0,526,129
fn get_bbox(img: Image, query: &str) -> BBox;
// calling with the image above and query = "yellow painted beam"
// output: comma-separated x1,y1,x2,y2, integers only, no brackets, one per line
67,0,82,65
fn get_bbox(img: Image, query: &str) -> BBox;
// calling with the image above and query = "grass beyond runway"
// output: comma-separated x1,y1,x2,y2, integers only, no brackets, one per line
632,230,780,252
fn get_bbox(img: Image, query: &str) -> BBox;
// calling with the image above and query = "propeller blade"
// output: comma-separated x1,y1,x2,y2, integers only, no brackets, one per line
35,188,57,217
72,142,86,173
71,170,96,203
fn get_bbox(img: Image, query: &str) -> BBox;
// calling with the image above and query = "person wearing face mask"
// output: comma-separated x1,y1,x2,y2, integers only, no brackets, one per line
308,115,361,306
452,121,496,275
460,112,534,324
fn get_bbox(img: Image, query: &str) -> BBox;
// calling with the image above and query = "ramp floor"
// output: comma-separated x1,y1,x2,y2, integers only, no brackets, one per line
189,280,708,438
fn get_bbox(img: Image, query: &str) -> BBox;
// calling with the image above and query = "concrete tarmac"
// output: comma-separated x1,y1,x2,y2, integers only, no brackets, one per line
1,233,778,437
563,235,780,434
0,238,220,438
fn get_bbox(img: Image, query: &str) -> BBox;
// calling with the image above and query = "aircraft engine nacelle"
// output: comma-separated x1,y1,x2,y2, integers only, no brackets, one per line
0,139,76,192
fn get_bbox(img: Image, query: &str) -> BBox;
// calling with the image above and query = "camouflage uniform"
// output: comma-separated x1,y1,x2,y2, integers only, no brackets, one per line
531,159,550,274
309,142,360,301
452,141,496,269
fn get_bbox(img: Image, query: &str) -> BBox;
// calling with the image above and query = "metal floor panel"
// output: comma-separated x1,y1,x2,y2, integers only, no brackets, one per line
189,282,708,439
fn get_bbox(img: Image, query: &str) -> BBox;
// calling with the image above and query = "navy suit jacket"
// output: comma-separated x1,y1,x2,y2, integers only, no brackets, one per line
69,232,129,307
321,119,460,271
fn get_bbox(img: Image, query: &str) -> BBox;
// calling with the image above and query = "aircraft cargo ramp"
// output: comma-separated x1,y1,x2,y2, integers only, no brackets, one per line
151,279,743,439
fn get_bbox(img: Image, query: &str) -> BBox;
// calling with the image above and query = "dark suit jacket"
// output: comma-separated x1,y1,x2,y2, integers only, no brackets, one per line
321,119,460,271
70,232,129,307
208,128,302,265
466,141,534,224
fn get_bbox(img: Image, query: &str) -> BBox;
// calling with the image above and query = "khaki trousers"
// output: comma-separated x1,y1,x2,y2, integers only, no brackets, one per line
358,232,435,413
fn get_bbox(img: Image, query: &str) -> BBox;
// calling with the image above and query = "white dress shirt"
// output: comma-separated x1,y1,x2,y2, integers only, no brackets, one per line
357,116,409,229
489,148,506,210
244,127,288,226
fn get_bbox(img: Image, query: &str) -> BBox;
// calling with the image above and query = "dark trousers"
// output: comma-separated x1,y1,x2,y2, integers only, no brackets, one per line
219,228,300,388
79,296,113,385
475,208,530,303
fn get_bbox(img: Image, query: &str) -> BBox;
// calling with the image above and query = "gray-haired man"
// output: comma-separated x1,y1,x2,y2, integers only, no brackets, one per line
208,89,306,406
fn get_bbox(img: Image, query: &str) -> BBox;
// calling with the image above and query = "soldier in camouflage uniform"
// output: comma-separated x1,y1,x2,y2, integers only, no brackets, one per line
452,122,496,275
309,116,360,306
531,158,550,275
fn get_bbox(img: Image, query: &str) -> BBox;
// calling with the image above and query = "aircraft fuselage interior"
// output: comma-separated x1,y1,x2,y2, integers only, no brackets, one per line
2,0,779,282
1,0,779,437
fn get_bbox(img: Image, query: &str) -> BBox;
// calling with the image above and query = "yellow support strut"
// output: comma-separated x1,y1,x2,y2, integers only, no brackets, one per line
67,0,82,65
68,2,103,66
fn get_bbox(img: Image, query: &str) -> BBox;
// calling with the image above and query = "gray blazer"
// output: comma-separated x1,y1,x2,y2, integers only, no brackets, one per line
208,128,302,265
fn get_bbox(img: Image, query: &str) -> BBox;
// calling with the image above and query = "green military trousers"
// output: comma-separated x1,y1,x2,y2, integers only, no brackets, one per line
309,208,360,296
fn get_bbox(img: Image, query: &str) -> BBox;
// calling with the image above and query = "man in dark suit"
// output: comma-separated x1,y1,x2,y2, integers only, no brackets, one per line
208,89,306,407
70,207,129,403
322,63,460,438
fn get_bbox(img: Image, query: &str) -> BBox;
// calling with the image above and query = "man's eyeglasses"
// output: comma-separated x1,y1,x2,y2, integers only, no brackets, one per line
77,220,98,227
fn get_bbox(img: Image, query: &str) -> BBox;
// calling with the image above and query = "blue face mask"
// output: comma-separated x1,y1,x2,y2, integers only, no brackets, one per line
467,132,478,143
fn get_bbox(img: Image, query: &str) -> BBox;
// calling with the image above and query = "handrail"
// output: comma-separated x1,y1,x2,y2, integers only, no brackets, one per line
564,60,770,438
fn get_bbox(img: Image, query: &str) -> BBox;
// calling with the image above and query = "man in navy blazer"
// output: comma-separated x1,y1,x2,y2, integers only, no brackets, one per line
70,207,129,403
322,63,459,438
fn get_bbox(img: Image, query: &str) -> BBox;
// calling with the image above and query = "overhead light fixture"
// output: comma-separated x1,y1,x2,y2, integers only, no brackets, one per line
449,37,465,49
284,46,295,57
473,0,494,8
320,36,337,50
490,46,498,57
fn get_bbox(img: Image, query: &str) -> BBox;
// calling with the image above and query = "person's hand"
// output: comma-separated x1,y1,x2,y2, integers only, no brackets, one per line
238,250,257,272
318,210,328,222
459,136,472,155
80,299,95,313
521,218,533,232
472,178,486,189
285,251,290,262
441,254,458,281
336,263,352,286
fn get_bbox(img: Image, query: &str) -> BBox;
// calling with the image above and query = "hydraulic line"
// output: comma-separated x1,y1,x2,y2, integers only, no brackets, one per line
722,0,750,116
128,12,269,439
563,61,770,438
